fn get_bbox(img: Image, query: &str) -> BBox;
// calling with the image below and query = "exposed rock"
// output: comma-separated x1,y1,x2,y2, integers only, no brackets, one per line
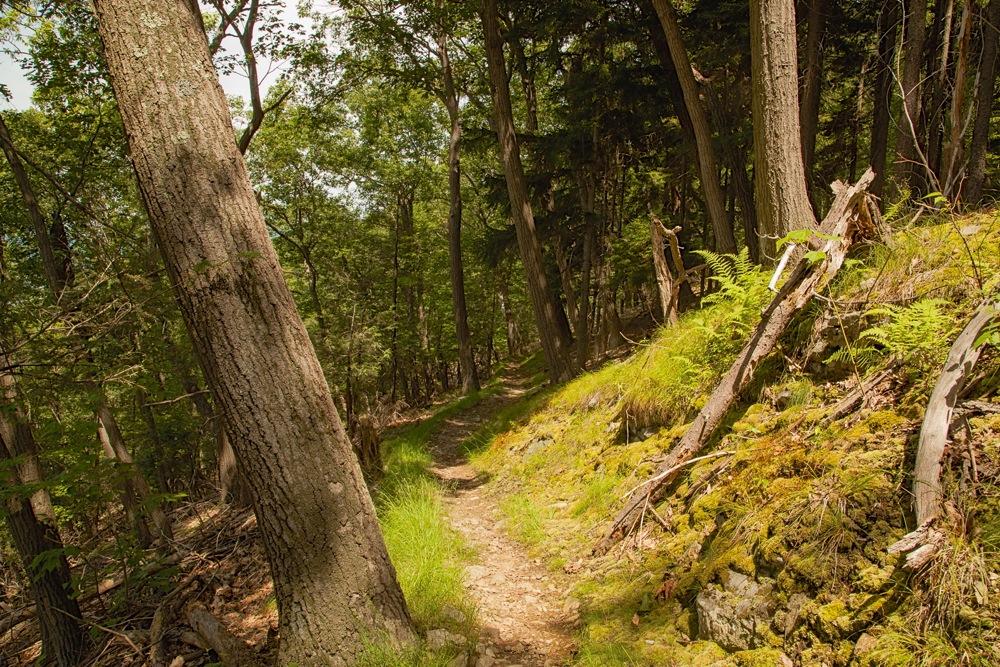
524,438,553,458
428,628,468,650
442,605,468,624
695,569,774,651
448,653,468,667
855,632,877,655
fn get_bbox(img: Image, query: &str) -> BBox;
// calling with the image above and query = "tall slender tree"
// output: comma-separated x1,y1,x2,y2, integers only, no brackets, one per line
651,0,737,254
480,0,574,382
894,0,929,191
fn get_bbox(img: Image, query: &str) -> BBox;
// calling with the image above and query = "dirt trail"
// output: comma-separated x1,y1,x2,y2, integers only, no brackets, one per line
428,373,577,667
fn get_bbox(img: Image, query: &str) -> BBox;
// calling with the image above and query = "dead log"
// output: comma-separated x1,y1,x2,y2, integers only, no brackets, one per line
887,517,947,570
913,301,999,525
184,603,264,667
594,169,876,555
649,211,706,326
0,605,34,636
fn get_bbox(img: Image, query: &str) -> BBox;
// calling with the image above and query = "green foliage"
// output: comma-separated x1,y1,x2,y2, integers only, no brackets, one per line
377,397,481,635
827,299,952,375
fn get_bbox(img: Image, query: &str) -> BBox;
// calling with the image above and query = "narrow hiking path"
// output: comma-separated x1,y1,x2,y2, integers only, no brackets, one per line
427,371,578,667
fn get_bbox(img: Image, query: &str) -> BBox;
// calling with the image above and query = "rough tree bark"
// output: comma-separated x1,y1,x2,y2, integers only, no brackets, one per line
870,1,900,198
596,170,875,554
964,0,1000,203
92,1,416,663
942,0,973,197
800,0,827,198
751,0,818,261
438,33,480,395
481,0,574,382
1,434,84,667
651,0,737,254
894,0,930,191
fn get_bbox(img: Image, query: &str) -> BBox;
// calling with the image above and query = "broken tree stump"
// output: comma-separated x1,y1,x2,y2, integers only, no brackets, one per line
594,169,876,555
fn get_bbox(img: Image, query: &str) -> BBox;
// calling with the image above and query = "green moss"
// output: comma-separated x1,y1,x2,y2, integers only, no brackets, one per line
733,648,788,666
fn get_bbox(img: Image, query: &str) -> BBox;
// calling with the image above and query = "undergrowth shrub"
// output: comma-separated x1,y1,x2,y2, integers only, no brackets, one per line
615,249,769,432
827,299,952,378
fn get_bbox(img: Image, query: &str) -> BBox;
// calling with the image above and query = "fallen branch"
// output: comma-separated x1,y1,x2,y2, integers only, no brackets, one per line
594,169,876,555
620,450,735,499
913,301,999,525
0,554,181,638
822,364,898,426
887,517,947,570
184,603,264,667
150,570,201,667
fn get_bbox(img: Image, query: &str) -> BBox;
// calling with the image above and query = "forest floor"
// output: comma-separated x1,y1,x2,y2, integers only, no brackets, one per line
426,368,578,667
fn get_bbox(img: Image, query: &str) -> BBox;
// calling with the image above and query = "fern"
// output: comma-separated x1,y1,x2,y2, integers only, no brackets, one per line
691,248,769,359
883,186,912,225
827,298,952,375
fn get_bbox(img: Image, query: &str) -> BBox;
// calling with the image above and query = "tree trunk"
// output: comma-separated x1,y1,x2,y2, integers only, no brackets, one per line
553,237,579,327
0,439,84,667
0,113,72,296
651,0,737,254
925,0,956,180
96,401,173,544
799,0,827,196
913,301,997,525
498,270,520,356
650,217,676,325
966,0,1000,202
481,0,574,383
0,375,56,523
942,0,973,197
138,388,171,495
438,35,480,396
92,1,416,663
751,0,818,261
894,0,930,191
870,1,900,198
575,226,594,370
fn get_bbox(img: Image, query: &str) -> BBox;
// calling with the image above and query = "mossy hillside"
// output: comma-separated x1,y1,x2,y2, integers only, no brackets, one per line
470,215,1000,666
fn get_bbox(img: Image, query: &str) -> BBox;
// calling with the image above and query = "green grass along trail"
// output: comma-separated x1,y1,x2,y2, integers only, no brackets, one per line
425,368,578,667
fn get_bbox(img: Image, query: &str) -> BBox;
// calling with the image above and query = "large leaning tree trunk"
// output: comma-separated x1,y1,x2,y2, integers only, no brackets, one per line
651,0,737,254
91,2,416,664
438,32,480,395
595,169,875,554
1,432,84,667
750,0,818,261
481,0,574,383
